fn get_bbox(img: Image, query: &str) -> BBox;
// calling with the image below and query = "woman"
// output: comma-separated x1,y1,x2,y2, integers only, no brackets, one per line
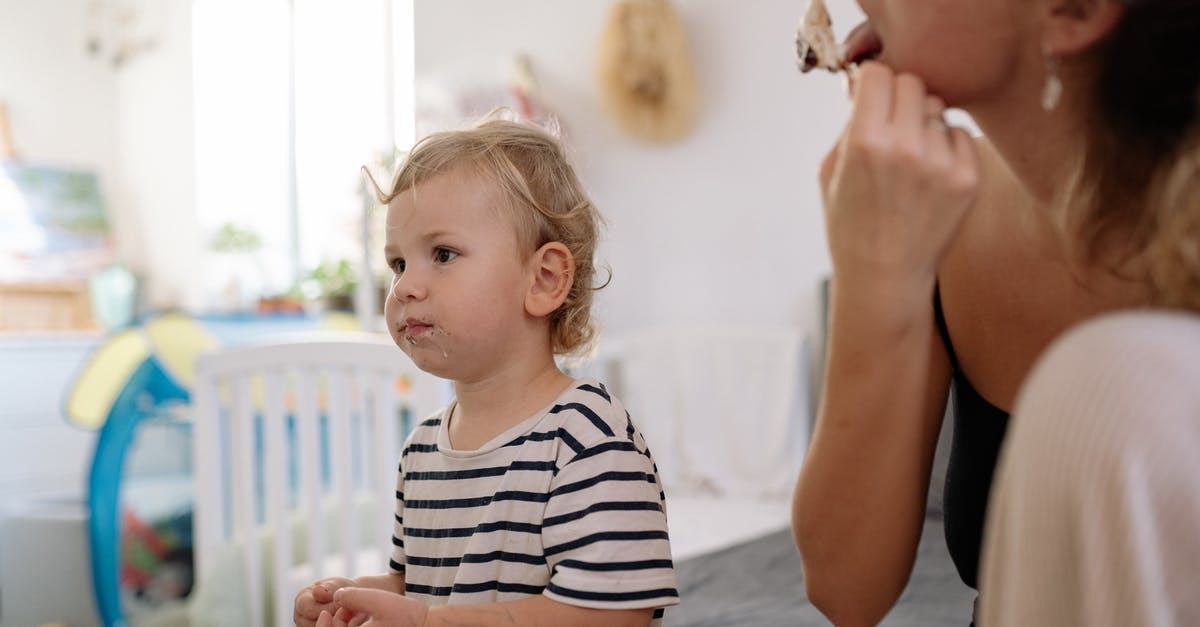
791,0,1199,624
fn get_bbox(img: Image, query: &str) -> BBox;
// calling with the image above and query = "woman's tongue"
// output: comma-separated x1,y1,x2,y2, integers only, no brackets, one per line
843,21,883,65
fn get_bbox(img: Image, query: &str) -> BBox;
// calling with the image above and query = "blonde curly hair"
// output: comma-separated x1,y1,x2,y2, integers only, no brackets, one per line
367,113,607,355
1068,0,1199,309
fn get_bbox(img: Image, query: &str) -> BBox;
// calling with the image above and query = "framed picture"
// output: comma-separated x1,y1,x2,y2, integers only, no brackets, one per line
0,160,113,281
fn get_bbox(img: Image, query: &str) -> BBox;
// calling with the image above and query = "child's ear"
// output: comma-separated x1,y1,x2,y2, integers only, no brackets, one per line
1042,0,1124,55
525,242,575,318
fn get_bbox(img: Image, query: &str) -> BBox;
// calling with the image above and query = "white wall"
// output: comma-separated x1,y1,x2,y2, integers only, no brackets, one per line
0,0,865,500
3,0,860,335
112,0,202,310
0,0,119,221
414,0,862,343
0,0,199,309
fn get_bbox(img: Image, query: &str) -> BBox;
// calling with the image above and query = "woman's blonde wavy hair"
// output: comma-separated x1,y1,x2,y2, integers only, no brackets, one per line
365,113,607,355
1067,0,1199,309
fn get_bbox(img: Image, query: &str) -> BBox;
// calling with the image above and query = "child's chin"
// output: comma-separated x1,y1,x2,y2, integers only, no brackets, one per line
406,350,452,376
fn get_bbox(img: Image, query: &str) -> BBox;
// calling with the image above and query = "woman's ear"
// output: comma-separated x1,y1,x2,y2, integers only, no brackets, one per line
525,242,575,318
1042,0,1125,55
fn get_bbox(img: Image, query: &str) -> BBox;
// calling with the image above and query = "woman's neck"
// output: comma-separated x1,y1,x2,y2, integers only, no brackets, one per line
963,56,1106,257
969,92,1086,209
967,82,1153,291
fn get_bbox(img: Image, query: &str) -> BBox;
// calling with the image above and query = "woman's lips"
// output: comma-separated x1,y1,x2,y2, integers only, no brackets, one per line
843,21,883,66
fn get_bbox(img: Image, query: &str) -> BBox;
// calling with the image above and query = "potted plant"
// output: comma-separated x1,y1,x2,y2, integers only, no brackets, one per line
208,222,265,312
301,259,357,312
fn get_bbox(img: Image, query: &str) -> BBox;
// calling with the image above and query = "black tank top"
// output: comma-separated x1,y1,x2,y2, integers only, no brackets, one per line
934,287,1011,590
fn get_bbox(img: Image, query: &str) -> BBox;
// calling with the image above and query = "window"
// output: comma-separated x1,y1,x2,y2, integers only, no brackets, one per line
193,0,413,303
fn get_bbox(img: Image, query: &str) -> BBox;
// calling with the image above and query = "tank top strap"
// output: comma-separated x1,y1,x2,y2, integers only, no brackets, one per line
934,282,962,370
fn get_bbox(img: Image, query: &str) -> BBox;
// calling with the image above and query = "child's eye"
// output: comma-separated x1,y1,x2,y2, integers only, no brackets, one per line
433,247,459,264
390,257,406,274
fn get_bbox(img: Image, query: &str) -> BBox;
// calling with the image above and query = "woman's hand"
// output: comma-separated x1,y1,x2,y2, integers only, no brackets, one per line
820,61,981,309
295,577,358,627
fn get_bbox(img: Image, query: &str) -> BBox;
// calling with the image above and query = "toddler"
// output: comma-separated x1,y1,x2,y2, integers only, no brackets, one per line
293,114,679,627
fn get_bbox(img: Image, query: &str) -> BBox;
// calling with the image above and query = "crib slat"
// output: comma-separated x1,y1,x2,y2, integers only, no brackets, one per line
372,370,399,556
192,370,224,580
353,367,372,514
326,368,358,576
261,371,291,627
295,368,325,582
232,375,264,627
353,366,379,553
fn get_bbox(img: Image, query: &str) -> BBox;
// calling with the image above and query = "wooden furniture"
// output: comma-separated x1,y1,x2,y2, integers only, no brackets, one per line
191,333,445,627
0,100,15,158
0,282,97,331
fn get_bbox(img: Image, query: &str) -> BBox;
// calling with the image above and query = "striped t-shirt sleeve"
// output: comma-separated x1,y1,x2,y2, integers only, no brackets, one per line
540,435,679,611
389,449,407,574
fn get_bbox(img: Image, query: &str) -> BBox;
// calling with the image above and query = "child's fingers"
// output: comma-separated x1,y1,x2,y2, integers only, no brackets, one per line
295,587,332,625
312,584,333,604
333,586,392,615
312,576,354,604
316,610,332,627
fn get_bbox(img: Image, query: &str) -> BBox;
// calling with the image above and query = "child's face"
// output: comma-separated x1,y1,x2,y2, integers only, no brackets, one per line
383,165,534,381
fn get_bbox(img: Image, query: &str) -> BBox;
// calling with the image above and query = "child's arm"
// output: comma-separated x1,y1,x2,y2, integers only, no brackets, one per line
325,587,652,627
295,572,405,627
429,595,652,627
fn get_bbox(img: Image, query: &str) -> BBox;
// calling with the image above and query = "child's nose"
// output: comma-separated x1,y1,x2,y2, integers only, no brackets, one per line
391,270,427,302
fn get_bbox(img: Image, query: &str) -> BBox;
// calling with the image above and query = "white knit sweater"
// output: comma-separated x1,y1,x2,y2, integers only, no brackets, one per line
979,311,1200,626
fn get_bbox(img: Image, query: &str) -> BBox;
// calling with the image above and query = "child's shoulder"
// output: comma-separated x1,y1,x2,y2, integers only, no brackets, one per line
547,377,639,450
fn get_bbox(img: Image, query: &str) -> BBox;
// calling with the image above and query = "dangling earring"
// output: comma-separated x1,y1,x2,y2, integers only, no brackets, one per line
1041,53,1063,112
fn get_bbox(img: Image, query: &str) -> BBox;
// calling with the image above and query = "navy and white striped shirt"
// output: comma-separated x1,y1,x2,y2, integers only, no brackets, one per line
390,378,679,623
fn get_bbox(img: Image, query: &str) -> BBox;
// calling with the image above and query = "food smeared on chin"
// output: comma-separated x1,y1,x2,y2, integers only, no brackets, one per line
795,0,843,73
795,0,883,74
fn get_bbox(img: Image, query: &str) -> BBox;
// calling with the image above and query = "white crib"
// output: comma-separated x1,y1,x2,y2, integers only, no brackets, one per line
191,332,445,627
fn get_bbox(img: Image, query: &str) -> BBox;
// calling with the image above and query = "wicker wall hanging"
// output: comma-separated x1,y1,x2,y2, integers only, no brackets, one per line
596,0,698,142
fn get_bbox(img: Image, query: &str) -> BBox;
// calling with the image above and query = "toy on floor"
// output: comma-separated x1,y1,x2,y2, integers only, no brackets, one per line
65,312,218,627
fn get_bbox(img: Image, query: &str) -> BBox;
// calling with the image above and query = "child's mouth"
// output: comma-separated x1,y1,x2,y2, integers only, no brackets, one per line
404,321,434,341
401,319,450,358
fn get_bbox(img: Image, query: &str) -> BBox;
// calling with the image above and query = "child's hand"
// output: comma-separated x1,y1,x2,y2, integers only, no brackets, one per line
316,587,429,627
294,577,358,627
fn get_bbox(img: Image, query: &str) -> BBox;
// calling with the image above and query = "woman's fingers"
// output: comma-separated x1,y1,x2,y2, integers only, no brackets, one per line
820,62,982,282
925,94,945,118
846,61,895,139
948,127,982,195
820,130,845,192
891,73,929,149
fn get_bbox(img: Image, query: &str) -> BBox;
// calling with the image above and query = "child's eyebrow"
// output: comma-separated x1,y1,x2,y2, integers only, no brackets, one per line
384,229,457,256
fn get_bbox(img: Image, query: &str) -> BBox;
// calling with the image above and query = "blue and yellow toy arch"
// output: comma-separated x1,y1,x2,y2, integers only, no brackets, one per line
64,312,220,627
